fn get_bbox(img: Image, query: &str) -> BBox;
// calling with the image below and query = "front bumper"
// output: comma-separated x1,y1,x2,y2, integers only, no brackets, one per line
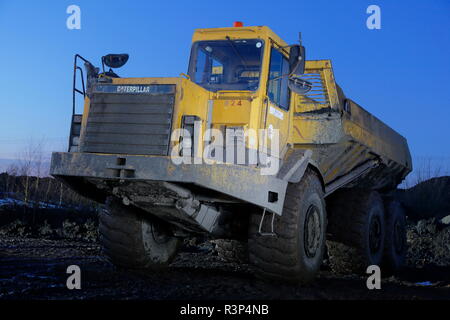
50,152,288,215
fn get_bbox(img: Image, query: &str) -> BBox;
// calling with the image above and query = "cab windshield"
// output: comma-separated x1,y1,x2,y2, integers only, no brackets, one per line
188,39,264,92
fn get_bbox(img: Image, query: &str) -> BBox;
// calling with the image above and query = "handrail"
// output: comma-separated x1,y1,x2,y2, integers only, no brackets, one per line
72,54,88,115
69,54,89,152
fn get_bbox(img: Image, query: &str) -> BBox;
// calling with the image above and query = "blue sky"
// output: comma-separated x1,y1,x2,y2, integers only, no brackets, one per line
0,0,449,171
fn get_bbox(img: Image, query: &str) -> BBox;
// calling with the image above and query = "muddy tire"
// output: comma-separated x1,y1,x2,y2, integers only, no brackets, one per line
248,168,327,283
327,190,385,274
212,239,249,264
99,197,180,270
383,200,407,273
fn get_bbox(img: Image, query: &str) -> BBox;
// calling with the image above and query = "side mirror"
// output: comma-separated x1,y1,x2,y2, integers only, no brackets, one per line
288,45,305,75
288,76,312,95
102,54,129,69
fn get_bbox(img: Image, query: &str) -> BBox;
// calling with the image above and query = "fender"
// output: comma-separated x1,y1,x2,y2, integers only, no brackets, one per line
277,148,325,191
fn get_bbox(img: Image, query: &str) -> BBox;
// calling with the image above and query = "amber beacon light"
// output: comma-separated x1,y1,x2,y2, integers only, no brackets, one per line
233,21,244,27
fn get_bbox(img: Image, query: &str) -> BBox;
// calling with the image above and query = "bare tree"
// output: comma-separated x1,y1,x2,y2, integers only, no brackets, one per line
16,137,49,204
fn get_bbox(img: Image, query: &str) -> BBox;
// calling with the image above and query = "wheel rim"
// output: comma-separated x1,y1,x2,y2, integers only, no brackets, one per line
150,222,170,244
304,205,321,258
369,215,382,253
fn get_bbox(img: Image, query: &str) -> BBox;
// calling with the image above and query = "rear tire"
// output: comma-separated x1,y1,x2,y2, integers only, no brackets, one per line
99,197,180,270
248,168,327,283
383,200,407,273
327,189,385,274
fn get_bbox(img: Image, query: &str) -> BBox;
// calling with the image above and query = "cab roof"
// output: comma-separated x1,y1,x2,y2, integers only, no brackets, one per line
192,26,288,48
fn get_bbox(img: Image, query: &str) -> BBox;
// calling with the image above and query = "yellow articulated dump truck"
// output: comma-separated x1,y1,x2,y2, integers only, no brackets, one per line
50,23,412,283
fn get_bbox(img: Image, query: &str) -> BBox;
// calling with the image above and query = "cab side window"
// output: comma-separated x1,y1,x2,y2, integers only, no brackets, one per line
267,48,290,110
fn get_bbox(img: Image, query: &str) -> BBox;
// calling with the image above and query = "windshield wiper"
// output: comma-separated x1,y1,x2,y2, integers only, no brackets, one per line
226,36,248,69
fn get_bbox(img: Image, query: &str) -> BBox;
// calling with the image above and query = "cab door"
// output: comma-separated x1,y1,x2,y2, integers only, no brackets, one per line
262,46,291,158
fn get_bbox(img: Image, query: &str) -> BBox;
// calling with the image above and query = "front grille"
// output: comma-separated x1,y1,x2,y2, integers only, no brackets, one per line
80,84,175,156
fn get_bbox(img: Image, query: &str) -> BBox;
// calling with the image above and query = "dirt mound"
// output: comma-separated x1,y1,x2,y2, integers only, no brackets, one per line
0,218,98,242
396,176,450,221
0,204,98,242
406,217,450,267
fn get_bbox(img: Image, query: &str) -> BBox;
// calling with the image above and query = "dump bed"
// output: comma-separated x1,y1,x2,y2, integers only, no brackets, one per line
290,60,412,192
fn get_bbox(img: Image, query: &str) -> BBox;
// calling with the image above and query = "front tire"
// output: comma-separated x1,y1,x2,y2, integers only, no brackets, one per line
99,197,180,271
248,168,327,283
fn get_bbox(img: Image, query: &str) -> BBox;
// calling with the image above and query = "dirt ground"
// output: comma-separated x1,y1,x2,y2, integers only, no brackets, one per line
1,236,449,300
1,197,449,300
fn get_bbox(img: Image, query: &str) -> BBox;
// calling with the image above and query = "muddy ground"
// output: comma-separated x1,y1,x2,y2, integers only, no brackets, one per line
1,235,449,300
0,198,449,300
